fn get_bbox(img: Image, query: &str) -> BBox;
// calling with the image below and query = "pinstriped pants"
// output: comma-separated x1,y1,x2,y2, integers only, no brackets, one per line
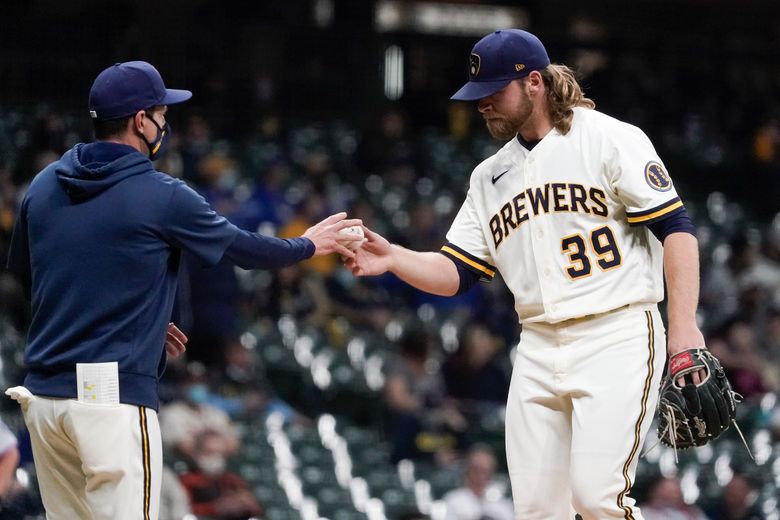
7,387,161,520
505,305,666,520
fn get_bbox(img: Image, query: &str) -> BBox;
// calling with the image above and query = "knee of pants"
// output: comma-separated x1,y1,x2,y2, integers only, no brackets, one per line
571,474,633,518
512,489,573,519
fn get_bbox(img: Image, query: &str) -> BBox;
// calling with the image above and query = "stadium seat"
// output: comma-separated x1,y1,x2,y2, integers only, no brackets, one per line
265,505,303,520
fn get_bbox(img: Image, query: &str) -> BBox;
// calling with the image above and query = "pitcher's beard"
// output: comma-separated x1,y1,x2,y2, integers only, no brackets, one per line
485,93,534,141
485,118,518,141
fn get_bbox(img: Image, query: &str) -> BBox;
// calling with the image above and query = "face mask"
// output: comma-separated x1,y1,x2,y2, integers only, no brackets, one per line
197,454,226,476
141,111,171,161
186,384,209,404
216,169,238,191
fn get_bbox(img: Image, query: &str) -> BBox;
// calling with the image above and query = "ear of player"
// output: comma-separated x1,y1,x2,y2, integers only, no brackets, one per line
655,348,752,462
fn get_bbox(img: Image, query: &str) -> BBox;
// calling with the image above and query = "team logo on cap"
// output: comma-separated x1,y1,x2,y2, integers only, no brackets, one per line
470,53,481,78
645,161,672,191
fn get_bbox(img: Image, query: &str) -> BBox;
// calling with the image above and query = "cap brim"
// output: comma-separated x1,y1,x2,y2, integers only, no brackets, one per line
160,88,192,106
450,79,512,101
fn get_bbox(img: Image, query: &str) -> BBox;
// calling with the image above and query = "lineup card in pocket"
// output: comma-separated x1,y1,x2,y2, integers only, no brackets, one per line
76,362,120,404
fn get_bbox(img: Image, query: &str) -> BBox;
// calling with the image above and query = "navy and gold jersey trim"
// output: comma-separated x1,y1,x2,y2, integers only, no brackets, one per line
440,243,496,279
626,197,683,226
139,407,151,520
617,311,655,519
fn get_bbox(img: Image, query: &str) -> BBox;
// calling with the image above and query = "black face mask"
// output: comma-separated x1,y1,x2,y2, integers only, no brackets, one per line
140,111,171,161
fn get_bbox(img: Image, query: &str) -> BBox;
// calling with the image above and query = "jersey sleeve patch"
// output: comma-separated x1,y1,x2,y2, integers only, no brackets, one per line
644,161,673,192
440,242,496,280
626,197,684,226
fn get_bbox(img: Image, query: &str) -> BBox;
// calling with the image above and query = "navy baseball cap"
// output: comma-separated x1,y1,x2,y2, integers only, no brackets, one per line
451,29,550,101
88,61,192,121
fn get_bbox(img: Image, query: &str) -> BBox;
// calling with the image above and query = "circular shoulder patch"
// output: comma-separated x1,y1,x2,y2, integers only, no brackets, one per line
644,161,672,192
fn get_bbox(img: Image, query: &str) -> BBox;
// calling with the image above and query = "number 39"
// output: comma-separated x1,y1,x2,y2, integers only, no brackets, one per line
560,226,622,279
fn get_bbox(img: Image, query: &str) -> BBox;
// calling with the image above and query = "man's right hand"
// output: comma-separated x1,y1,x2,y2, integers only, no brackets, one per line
345,226,394,276
303,212,363,259
346,225,460,296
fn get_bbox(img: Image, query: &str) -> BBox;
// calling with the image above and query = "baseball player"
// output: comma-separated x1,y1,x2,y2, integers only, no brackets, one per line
5,61,360,520
348,30,705,519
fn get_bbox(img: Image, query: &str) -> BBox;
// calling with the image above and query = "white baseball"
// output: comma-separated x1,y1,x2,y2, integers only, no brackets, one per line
338,225,366,251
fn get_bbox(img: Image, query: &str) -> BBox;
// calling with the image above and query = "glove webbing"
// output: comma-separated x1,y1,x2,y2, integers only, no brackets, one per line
645,389,753,463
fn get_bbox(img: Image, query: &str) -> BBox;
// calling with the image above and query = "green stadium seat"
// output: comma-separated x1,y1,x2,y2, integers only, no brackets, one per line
363,467,404,496
254,483,291,508
350,444,392,477
425,469,461,500
296,444,333,469
329,508,368,520
265,505,302,520
286,423,322,446
312,484,355,517
238,461,277,485
378,487,417,518
300,464,339,492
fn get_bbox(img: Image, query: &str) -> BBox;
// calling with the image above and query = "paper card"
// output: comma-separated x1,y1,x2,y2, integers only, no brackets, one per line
76,362,120,404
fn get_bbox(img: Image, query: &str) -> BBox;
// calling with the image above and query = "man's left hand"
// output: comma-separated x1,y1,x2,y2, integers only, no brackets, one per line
667,324,706,386
165,322,188,358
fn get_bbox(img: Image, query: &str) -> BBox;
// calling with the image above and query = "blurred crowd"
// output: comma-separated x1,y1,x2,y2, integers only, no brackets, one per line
0,80,778,519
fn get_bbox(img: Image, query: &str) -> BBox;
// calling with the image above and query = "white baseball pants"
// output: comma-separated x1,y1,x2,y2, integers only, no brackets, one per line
505,305,666,520
7,386,161,520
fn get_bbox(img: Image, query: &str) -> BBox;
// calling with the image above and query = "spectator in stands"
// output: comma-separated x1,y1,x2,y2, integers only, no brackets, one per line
181,114,213,183
356,108,420,183
159,464,192,520
218,340,309,426
194,152,243,218
239,158,293,230
702,233,780,332
442,321,510,409
159,364,240,463
735,234,780,295
280,193,339,276
708,320,771,400
300,147,333,194
442,445,513,520
0,418,37,519
179,430,262,520
640,476,709,520
765,308,780,360
384,326,466,464
254,262,332,328
704,473,765,520
29,112,67,157
0,432,18,502
405,202,445,252
0,419,19,498
749,117,780,218
764,223,780,267
324,270,395,334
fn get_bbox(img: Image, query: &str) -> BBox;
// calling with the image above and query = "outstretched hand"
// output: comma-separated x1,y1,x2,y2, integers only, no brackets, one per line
345,226,394,276
303,212,363,259
165,322,188,358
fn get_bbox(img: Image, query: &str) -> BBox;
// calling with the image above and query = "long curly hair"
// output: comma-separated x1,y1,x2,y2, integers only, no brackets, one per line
540,64,595,135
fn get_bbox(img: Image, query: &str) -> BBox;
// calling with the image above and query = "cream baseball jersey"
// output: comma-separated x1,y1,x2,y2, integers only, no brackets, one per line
441,107,683,323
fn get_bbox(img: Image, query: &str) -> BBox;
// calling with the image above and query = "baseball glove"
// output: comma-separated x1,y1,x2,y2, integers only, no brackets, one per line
656,348,739,453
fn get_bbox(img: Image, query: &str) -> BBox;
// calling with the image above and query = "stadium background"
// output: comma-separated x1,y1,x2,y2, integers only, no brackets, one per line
0,1,778,519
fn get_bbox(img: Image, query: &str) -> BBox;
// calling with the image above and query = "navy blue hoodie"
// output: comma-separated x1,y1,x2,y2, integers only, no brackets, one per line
7,142,242,410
